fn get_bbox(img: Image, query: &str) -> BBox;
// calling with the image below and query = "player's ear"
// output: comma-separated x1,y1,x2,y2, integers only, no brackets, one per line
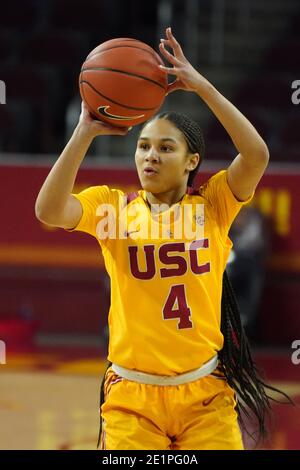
187,152,200,171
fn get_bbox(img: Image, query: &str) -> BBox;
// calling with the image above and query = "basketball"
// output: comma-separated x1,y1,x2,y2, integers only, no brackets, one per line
79,38,168,127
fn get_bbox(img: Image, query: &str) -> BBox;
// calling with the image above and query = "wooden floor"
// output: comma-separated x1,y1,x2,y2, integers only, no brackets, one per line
0,371,100,450
0,348,299,450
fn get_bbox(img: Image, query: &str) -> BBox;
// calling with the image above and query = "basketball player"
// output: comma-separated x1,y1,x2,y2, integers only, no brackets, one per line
35,27,289,449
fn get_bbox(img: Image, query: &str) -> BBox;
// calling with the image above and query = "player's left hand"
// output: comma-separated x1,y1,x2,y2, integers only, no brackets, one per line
159,27,207,95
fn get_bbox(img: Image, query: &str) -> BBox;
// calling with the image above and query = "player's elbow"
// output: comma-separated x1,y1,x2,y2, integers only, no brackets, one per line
35,200,44,222
35,198,46,222
35,201,58,226
259,142,270,162
256,140,270,163
251,141,270,169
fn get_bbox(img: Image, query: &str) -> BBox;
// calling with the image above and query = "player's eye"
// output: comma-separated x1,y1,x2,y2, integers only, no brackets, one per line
160,145,173,152
139,143,149,150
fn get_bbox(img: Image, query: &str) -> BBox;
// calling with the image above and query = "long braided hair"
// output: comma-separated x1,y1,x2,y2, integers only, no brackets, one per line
220,270,292,442
97,112,291,447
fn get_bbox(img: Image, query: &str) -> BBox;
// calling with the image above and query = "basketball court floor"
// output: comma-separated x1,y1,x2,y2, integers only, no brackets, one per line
0,346,299,450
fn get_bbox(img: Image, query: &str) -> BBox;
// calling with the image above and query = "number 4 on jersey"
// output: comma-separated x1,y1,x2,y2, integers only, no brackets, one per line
163,284,193,329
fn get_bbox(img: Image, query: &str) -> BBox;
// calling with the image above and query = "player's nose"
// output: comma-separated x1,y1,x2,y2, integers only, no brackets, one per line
145,147,159,162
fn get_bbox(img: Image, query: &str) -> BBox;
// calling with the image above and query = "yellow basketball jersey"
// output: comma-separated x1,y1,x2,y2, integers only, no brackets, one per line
67,170,253,375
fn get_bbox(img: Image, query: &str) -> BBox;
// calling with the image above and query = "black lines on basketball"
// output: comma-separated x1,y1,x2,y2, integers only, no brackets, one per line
81,67,166,91
80,80,157,111
86,44,161,63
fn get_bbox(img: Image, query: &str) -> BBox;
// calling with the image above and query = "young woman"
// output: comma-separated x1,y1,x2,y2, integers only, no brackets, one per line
35,28,288,450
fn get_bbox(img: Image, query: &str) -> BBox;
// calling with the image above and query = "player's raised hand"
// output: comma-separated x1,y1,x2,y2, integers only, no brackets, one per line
78,101,131,137
159,27,209,95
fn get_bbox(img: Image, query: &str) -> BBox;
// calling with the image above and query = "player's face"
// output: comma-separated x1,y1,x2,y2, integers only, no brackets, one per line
135,119,197,193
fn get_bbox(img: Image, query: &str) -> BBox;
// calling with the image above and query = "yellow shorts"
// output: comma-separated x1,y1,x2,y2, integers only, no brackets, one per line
100,366,244,450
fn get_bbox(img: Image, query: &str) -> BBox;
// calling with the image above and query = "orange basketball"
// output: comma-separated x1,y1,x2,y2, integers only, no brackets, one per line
79,38,168,127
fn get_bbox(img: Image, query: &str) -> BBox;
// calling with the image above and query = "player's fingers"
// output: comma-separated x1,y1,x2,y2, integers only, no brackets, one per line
159,42,181,66
160,39,172,46
166,27,184,57
159,64,177,75
166,79,184,95
80,100,89,116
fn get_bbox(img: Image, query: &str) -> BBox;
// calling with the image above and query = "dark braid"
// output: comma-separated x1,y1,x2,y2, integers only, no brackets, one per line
141,111,205,186
220,270,293,443
97,360,112,449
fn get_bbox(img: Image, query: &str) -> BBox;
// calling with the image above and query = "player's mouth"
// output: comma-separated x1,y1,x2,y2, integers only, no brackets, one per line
143,166,158,177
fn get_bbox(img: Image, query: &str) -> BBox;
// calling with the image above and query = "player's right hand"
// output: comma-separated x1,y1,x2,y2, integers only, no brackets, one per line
78,101,131,137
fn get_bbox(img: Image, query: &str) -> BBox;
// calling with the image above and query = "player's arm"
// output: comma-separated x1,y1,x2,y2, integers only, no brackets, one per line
194,87,269,201
35,102,129,229
159,27,269,201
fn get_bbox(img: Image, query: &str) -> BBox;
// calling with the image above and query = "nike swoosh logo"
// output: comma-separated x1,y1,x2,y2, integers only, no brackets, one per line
98,105,145,121
203,396,217,406
125,230,140,237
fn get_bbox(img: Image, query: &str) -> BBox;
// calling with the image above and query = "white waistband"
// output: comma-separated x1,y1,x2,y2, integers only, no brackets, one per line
111,355,218,386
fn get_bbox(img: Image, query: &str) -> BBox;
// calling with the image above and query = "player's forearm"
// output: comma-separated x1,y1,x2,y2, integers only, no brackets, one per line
35,124,93,221
195,82,269,162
